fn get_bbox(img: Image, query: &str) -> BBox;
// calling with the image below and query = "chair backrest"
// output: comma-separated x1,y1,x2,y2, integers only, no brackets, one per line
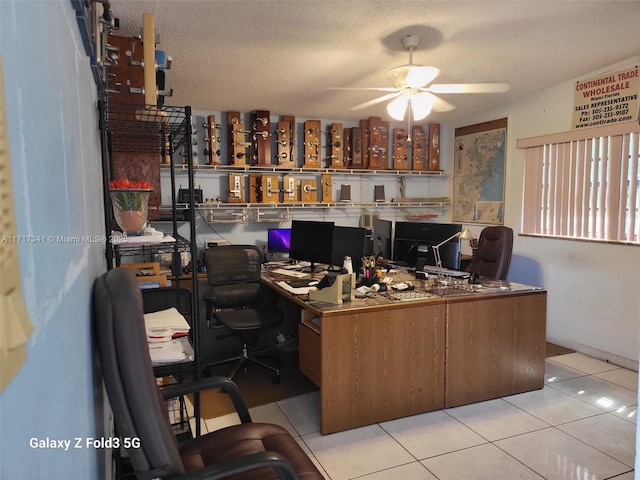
466,226,513,280
204,245,264,308
92,268,185,479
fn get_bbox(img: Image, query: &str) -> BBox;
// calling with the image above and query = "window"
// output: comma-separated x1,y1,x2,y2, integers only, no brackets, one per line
518,122,639,244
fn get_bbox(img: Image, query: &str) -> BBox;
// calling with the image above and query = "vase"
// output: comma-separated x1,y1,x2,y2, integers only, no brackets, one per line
109,189,152,235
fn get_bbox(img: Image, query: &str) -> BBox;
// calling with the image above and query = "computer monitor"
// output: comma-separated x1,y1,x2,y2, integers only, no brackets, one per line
331,226,366,274
373,218,393,260
267,228,291,253
289,220,334,271
393,222,462,269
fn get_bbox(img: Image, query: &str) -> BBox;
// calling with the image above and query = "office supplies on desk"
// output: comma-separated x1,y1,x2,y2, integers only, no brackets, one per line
422,265,470,278
308,273,355,304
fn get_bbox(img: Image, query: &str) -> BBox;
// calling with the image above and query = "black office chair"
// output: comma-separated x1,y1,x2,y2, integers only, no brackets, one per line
465,226,514,280
203,245,284,383
92,268,324,480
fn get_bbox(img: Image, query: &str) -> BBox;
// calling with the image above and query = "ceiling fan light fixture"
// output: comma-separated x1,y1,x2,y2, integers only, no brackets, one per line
389,65,439,88
387,95,408,120
411,92,434,120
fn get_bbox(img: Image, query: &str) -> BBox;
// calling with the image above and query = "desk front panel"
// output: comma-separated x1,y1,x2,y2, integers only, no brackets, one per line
445,291,547,408
320,302,446,434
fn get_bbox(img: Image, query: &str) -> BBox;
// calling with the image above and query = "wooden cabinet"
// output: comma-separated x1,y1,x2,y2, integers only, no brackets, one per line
445,292,547,408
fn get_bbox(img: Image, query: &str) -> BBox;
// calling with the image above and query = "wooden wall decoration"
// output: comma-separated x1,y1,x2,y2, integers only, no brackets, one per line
282,175,298,203
251,110,271,165
228,112,250,165
368,116,389,169
327,123,344,168
248,174,262,203
282,115,296,166
411,126,426,171
392,128,409,170
300,179,318,203
261,174,280,203
275,120,294,168
343,128,353,167
428,123,441,171
227,173,245,202
351,127,363,168
204,115,221,165
321,173,333,203
303,120,321,168
359,119,370,168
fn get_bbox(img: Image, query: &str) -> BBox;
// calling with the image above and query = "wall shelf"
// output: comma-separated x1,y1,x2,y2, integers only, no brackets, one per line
162,163,447,176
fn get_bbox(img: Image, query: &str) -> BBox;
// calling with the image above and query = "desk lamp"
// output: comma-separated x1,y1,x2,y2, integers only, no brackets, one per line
433,228,474,277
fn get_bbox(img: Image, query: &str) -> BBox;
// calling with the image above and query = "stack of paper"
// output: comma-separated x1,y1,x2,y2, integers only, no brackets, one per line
148,340,186,363
143,307,190,336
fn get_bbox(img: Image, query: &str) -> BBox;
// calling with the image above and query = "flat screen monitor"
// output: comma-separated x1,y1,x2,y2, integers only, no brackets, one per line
267,228,291,253
373,218,393,260
393,222,462,269
331,226,366,274
289,220,334,271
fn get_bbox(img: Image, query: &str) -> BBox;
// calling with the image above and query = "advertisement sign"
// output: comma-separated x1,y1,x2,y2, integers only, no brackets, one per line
573,66,639,129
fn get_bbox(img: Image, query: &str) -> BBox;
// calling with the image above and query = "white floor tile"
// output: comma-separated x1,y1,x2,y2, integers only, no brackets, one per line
556,413,636,467
294,437,331,479
495,427,630,480
246,402,297,436
548,375,637,413
545,359,587,384
421,443,545,480
604,471,636,479
357,461,437,480
504,386,603,425
446,398,549,441
277,391,321,435
610,404,637,425
594,368,639,392
302,425,415,480
380,409,486,460
548,353,620,374
203,412,241,432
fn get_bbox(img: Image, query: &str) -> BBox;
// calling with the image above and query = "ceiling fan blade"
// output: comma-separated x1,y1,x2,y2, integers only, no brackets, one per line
428,82,511,94
428,93,456,113
329,87,400,92
351,92,402,110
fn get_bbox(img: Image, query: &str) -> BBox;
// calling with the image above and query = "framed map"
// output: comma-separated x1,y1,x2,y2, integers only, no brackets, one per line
453,118,507,225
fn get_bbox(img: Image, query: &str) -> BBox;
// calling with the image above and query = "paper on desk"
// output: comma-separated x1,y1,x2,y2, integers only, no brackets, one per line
276,281,310,295
144,308,190,334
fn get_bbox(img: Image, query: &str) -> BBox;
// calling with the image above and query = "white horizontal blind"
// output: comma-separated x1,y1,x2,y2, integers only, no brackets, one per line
518,123,640,244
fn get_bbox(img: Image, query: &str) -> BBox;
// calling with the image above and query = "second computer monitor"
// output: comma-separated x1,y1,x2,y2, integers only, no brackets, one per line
393,222,462,269
331,226,366,274
289,220,334,271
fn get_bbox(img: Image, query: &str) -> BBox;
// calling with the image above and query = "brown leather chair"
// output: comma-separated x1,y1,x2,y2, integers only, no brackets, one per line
92,268,324,480
465,226,513,280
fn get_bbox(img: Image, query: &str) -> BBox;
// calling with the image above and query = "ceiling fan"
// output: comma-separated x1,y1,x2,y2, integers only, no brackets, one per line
334,34,510,134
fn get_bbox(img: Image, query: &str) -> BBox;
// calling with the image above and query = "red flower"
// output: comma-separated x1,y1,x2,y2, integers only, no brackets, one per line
109,178,154,190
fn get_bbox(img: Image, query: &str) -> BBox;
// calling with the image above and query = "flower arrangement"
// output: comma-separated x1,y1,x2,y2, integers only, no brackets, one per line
109,178,154,210
109,178,154,234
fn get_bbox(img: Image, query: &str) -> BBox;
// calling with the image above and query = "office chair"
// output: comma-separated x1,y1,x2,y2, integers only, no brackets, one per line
92,268,324,480
465,226,514,280
202,245,284,383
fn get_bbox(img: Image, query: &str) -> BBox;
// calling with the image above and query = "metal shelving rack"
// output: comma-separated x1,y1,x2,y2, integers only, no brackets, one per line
99,101,201,394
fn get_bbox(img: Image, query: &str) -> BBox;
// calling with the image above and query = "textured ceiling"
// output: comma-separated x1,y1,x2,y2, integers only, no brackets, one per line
109,0,640,125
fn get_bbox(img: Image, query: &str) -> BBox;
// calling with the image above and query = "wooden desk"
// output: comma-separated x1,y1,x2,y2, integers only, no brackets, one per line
265,275,546,434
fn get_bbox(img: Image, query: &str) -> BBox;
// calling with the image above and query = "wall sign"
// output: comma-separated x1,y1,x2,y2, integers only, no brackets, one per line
573,66,639,130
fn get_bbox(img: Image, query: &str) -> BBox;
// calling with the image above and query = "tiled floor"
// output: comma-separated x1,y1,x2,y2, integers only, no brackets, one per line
190,353,638,480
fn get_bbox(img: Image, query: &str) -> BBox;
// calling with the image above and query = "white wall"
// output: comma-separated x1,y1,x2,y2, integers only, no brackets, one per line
448,56,640,369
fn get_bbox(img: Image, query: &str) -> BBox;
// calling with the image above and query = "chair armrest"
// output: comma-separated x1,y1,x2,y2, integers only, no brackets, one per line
160,376,251,424
177,451,299,480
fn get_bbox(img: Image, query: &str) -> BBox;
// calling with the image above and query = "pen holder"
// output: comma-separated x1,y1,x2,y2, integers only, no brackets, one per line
360,276,378,287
